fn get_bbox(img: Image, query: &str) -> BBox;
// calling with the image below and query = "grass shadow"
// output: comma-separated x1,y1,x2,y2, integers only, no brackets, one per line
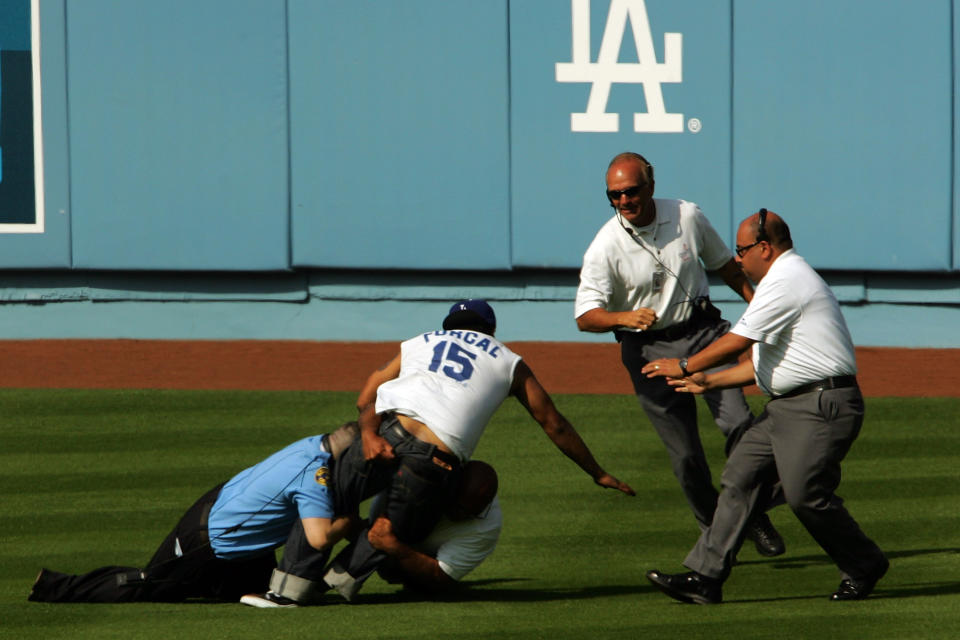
345,579,654,605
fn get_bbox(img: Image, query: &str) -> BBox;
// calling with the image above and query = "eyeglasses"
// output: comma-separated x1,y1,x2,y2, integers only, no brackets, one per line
735,240,763,258
606,184,646,201
736,207,771,257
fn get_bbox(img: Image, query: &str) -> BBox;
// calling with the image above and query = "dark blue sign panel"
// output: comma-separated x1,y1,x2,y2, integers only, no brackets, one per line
0,0,40,230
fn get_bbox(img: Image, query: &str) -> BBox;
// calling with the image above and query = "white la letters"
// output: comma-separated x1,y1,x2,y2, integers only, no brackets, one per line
555,0,683,133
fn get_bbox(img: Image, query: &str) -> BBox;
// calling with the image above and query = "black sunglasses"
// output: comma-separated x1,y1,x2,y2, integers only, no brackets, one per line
606,184,646,201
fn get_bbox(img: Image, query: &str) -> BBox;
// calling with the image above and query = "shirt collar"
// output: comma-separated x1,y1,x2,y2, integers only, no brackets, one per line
622,199,669,235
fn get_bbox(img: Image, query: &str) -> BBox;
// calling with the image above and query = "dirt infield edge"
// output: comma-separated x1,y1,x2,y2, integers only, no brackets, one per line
0,339,955,398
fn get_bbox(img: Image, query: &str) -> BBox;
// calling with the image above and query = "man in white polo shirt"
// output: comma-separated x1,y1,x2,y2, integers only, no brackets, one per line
575,152,784,556
642,209,888,604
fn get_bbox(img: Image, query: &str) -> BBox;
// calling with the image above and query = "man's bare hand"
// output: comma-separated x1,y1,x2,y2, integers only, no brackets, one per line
667,372,709,394
618,308,658,331
362,432,395,463
641,358,681,378
594,473,636,496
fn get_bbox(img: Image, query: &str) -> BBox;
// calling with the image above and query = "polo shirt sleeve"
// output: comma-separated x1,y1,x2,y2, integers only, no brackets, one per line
575,237,616,318
691,206,735,271
293,459,335,520
732,271,798,344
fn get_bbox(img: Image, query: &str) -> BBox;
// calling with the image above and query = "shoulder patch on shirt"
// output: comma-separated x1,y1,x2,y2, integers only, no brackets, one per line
314,466,330,487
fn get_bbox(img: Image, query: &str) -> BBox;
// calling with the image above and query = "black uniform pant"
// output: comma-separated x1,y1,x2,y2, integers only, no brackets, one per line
28,484,276,603
325,415,461,598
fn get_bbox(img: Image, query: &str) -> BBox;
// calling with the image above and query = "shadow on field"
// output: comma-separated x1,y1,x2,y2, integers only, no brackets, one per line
737,546,960,570
352,579,655,605
723,547,960,603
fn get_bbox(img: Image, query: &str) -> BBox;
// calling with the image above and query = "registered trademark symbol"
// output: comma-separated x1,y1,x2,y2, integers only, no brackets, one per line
687,118,702,133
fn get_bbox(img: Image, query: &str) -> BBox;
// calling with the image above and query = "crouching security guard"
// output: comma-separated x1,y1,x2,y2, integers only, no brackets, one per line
28,423,360,604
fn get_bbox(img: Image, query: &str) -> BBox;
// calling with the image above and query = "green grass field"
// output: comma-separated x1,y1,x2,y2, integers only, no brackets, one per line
2,388,958,640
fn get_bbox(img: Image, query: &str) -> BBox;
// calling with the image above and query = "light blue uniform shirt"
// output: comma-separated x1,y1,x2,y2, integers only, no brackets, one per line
207,436,334,559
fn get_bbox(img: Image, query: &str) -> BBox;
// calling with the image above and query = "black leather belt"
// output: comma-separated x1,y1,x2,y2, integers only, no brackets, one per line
775,375,858,399
616,318,695,344
380,414,460,467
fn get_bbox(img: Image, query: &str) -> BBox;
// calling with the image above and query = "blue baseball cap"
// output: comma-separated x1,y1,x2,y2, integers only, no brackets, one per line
442,299,497,331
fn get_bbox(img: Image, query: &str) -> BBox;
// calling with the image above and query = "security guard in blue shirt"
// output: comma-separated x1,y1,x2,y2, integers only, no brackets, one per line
28,424,359,604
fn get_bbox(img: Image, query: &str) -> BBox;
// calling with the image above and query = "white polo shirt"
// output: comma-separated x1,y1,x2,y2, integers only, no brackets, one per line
575,199,734,330
732,249,857,396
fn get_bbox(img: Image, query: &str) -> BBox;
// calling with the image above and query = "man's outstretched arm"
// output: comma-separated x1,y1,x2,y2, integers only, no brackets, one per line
510,361,635,496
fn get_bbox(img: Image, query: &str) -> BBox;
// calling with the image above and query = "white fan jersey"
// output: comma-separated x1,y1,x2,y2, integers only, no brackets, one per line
375,330,523,462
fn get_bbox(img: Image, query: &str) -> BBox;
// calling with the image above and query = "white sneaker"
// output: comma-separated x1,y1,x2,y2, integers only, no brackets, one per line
240,591,300,608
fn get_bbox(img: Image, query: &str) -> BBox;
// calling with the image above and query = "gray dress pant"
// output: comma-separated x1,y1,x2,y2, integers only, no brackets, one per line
620,318,755,528
683,386,886,582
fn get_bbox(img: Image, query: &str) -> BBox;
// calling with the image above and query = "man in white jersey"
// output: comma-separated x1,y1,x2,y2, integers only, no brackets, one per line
575,152,784,556
322,299,635,601
642,210,888,604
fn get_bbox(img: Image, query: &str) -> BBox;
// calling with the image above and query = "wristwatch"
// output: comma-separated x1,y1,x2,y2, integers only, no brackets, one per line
678,358,691,377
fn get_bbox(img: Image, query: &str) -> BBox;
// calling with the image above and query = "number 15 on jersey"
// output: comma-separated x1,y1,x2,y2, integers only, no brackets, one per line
428,341,477,382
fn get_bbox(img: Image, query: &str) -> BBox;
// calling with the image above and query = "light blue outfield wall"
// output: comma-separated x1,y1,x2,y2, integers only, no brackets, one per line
3,0,956,271
1,0,960,347
2,270,960,348
511,0,734,267
288,0,512,269
734,0,953,270
65,0,290,270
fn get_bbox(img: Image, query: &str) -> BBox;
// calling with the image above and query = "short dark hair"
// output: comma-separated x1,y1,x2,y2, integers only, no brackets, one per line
452,460,498,519
753,211,793,249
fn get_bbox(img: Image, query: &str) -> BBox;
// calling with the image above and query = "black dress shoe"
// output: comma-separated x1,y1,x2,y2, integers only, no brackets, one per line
646,570,722,604
745,513,786,557
830,557,889,601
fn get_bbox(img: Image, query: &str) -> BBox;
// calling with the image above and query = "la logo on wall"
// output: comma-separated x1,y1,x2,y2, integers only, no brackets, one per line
0,0,45,233
556,0,685,134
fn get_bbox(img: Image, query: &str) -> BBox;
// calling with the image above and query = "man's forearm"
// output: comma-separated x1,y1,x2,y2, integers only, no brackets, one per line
544,416,604,479
716,258,754,303
687,332,752,374
576,308,619,332
702,359,756,390
368,518,455,592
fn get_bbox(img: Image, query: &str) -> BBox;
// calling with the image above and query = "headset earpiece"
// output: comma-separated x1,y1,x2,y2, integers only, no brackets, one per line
757,208,769,243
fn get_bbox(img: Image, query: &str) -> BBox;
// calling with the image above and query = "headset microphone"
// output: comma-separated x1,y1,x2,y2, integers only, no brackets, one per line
757,208,769,243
